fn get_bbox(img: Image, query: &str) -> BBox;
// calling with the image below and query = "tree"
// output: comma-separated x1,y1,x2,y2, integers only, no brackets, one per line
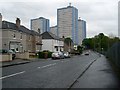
64,37,73,52
82,33,120,53
64,38,73,46
77,45,83,54
82,38,93,49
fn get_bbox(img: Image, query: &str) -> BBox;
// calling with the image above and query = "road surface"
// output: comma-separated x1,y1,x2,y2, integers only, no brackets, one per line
1,51,119,88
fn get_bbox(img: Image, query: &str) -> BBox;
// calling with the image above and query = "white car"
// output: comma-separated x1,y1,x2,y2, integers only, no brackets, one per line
63,52,70,58
52,52,64,59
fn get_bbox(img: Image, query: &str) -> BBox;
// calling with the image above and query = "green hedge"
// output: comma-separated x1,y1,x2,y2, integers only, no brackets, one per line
38,52,44,58
38,51,53,59
47,52,53,58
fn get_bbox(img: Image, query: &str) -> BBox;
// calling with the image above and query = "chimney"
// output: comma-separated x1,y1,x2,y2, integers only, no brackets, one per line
79,17,81,20
16,18,20,29
69,3,71,6
0,13,2,29
38,28,41,34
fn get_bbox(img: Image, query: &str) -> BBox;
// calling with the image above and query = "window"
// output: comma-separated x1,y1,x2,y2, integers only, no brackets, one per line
56,47,58,51
55,46,58,51
38,28,40,33
60,48,61,51
20,33,22,40
29,36,31,41
16,48,18,51
13,34,16,38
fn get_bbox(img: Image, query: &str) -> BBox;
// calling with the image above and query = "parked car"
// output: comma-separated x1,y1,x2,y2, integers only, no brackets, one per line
52,52,64,59
52,52,60,59
63,52,71,58
58,52,65,59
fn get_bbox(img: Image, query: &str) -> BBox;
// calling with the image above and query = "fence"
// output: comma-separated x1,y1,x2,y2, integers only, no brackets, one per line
106,41,120,68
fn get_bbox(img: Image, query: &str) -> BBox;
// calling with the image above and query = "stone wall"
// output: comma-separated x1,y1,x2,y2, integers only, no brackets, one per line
16,52,29,60
0,54,12,62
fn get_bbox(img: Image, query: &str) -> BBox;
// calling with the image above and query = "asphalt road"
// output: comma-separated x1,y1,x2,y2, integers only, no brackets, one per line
1,51,117,88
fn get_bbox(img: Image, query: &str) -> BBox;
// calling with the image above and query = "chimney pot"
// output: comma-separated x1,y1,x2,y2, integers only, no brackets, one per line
16,18,20,29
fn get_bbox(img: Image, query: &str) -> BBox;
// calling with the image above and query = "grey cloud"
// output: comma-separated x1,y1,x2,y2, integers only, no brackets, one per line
0,1,119,37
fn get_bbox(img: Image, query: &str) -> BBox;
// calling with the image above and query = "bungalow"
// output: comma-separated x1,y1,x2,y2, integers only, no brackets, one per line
41,31,64,52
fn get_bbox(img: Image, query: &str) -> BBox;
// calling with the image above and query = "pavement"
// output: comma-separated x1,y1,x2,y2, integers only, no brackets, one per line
0,58,51,67
71,55,120,88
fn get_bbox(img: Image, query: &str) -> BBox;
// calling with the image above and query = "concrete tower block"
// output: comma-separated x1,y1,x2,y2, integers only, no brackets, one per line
0,13,2,29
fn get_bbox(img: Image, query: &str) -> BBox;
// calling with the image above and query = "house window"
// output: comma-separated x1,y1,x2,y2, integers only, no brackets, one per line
55,46,58,51
56,47,58,51
29,36,31,41
20,33,22,39
13,34,16,38
38,28,40,33
16,48,18,52
60,48,61,51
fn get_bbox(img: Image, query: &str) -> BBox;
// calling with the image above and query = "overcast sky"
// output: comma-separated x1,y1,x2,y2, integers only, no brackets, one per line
0,0,119,38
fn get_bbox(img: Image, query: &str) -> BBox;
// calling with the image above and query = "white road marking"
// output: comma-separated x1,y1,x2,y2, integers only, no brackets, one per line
38,63,56,69
51,63,56,66
53,60,60,61
0,71,25,80
38,67,41,69
61,60,69,62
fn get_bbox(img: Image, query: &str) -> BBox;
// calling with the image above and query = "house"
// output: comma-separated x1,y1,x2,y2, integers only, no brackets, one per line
41,31,64,52
0,14,42,61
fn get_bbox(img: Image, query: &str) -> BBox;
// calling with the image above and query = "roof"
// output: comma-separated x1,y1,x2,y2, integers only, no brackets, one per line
31,17,48,21
41,31,61,40
2,20,41,36
57,5,77,11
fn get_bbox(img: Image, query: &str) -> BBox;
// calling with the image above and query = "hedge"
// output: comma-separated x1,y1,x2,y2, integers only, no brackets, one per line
38,51,53,59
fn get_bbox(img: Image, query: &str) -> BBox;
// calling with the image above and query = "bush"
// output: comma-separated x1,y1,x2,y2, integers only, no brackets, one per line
38,51,53,59
38,52,44,58
48,52,53,58
0,49,8,54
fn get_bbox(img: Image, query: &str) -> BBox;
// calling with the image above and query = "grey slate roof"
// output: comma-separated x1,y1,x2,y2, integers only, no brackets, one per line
2,20,41,36
41,31,60,40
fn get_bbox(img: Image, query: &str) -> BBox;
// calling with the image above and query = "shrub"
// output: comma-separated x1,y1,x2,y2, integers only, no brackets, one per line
38,51,53,59
48,52,53,58
38,52,44,58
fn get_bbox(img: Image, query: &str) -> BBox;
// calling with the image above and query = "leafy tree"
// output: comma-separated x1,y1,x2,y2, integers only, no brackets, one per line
77,45,83,54
64,37,73,46
82,38,93,49
82,33,120,53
